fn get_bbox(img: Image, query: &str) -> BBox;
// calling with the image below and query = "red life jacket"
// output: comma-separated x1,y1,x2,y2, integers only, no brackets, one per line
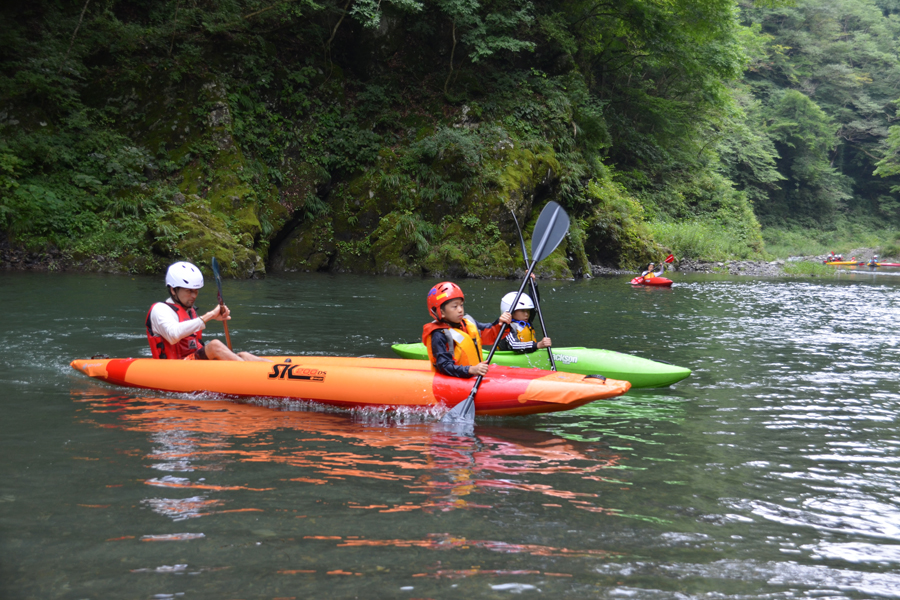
480,321,513,346
145,302,203,360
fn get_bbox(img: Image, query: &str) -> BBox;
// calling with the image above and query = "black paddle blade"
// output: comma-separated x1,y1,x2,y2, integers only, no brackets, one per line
211,257,225,304
441,388,477,423
531,201,570,263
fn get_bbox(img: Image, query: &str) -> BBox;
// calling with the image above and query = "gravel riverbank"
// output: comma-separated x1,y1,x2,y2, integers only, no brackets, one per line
591,248,888,278
589,259,787,277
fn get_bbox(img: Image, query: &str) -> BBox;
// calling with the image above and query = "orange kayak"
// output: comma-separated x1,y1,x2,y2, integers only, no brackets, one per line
70,356,631,417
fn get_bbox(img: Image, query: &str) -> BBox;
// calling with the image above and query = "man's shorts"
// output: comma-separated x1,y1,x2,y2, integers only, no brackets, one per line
183,346,208,361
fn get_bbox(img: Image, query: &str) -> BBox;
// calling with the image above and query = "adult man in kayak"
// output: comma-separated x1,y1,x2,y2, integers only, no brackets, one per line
146,261,266,361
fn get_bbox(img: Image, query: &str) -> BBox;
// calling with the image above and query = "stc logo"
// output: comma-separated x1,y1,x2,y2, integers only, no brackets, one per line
268,364,326,382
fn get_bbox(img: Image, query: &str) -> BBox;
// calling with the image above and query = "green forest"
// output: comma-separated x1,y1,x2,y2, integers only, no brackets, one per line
3,0,900,278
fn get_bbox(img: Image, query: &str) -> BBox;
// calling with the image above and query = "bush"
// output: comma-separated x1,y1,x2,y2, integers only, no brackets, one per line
782,261,834,277
649,220,759,261
762,220,900,258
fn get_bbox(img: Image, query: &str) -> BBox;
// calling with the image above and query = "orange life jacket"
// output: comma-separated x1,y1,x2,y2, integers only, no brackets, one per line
481,321,534,346
510,321,537,343
145,302,203,360
422,317,483,368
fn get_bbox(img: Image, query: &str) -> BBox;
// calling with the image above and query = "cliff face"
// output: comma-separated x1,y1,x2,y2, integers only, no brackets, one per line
0,1,693,278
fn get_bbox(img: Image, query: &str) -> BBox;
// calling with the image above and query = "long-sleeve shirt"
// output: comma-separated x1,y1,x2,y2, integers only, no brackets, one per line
430,318,500,378
148,299,206,344
497,322,539,353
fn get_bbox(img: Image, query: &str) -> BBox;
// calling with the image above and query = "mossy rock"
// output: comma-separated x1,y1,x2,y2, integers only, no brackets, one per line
488,140,560,217
151,202,264,278
271,220,335,272
280,160,330,214
369,212,424,276
581,177,662,269
423,220,518,278
123,74,266,253
564,220,593,277
532,246,573,279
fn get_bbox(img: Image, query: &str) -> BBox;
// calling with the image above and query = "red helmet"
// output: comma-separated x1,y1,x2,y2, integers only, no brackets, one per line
427,281,464,320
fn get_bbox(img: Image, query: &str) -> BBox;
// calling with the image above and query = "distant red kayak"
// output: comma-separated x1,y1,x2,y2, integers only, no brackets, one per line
630,276,673,286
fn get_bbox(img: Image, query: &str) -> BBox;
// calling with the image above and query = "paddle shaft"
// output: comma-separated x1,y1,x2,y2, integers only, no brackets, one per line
468,253,545,399
211,258,233,351
440,202,568,424
510,209,556,370
468,206,564,394
219,302,232,351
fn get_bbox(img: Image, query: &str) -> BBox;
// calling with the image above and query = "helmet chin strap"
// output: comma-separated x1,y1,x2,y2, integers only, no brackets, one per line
169,286,191,309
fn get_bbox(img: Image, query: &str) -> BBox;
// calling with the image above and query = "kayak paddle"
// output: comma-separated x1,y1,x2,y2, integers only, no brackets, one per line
509,208,556,371
441,201,570,424
210,257,232,351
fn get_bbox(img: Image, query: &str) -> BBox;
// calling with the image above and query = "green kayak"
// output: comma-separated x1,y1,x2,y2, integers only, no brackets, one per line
390,343,691,388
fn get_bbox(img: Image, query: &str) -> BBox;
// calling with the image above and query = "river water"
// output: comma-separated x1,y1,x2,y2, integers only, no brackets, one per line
2,270,899,599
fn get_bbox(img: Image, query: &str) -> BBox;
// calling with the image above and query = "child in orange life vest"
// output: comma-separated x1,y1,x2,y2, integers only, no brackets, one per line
482,292,551,353
422,281,512,378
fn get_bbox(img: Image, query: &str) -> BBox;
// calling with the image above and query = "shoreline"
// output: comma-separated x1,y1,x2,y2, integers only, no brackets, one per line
1,238,884,279
590,258,789,278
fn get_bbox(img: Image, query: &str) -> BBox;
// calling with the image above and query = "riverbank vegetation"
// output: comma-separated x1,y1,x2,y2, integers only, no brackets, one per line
2,0,900,278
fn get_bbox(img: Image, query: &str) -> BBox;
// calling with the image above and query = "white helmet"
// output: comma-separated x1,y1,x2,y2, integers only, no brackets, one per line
501,292,535,313
165,261,204,289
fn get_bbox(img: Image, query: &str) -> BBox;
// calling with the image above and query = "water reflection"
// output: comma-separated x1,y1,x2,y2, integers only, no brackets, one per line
73,388,625,523
9,272,900,598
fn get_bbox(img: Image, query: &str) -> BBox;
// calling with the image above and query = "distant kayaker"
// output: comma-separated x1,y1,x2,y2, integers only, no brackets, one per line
826,251,838,262
481,292,551,353
640,262,664,280
146,261,266,361
422,281,511,377
868,255,879,268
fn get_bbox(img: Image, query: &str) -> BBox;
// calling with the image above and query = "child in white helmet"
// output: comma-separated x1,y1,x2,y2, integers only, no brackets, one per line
483,292,551,353
146,261,267,361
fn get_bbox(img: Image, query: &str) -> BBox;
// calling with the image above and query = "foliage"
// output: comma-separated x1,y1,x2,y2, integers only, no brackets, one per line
649,220,761,261
716,85,785,209
782,260,834,277
741,0,900,225
6,0,900,277
579,176,660,267
762,221,899,257
759,89,850,224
